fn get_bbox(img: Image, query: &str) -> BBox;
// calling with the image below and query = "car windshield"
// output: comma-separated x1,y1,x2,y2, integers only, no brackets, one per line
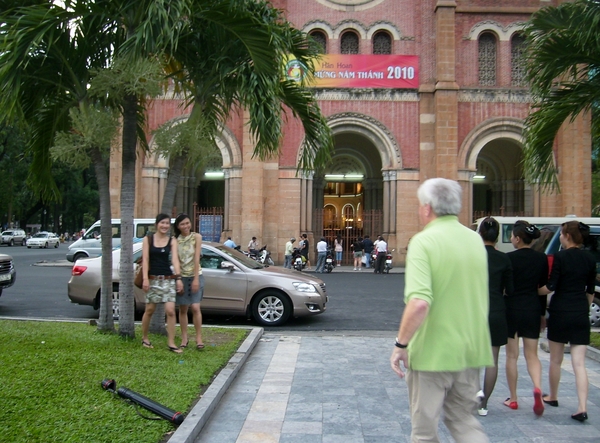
32,233,48,238
2,231,13,235
216,244,264,269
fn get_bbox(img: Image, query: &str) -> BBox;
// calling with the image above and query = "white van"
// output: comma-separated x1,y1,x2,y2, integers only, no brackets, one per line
66,218,173,262
471,216,600,253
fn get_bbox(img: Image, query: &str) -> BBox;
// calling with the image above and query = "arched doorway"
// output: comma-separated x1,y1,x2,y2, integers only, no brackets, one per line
313,131,384,264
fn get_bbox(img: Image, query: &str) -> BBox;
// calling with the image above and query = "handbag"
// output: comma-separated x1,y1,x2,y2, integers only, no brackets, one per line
134,261,143,288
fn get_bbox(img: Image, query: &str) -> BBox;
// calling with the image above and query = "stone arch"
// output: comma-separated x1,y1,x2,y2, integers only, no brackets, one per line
333,20,368,39
467,20,526,42
367,22,402,40
459,117,525,171
303,21,335,41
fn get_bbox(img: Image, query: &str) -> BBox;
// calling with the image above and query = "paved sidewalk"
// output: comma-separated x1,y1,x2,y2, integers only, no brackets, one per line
192,333,600,443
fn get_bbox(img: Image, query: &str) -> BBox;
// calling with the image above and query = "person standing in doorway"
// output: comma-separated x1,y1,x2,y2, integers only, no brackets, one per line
362,235,374,268
174,213,205,350
334,235,343,266
315,237,328,273
390,178,492,443
284,237,295,268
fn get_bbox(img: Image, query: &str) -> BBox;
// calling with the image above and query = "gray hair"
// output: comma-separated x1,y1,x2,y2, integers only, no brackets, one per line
417,178,462,216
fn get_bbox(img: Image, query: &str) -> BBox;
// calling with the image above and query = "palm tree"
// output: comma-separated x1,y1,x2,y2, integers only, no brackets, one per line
523,0,600,189
157,0,333,214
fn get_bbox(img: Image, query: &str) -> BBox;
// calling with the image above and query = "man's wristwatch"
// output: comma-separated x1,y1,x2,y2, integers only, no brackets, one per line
394,338,408,349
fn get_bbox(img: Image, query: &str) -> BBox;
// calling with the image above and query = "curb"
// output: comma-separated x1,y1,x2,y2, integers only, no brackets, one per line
167,327,264,443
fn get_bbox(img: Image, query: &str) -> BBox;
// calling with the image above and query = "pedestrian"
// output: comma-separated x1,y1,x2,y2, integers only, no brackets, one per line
248,236,259,255
141,213,184,354
504,220,548,416
390,178,492,443
351,236,364,271
477,217,514,416
374,235,387,274
284,237,295,268
362,235,374,268
223,237,237,248
334,235,343,266
538,221,596,422
174,213,205,350
300,233,311,270
315,237,328,273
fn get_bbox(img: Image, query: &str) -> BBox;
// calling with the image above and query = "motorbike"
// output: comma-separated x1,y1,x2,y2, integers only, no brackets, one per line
372,249,394,273
244,245,274,266
292,247,306,271
324,247,335,273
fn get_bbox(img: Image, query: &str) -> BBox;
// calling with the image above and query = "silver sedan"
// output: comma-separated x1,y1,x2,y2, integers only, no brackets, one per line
68,241,327,326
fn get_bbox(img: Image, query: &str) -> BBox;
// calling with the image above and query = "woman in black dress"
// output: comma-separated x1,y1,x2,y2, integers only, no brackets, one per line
478,217,513,416
505,220,548,416
539,221,596,422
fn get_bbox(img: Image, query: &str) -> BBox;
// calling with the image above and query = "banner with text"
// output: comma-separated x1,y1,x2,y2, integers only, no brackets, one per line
285,54,419,89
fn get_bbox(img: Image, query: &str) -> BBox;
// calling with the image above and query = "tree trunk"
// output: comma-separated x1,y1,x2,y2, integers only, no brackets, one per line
118,93,138,338
160,152,186,215
91,146,115,333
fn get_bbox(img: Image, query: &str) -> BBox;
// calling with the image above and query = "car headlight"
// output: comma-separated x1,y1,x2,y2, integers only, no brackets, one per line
292,282,317,293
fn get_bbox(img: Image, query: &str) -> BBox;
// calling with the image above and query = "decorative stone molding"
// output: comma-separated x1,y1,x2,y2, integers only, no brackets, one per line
458,89,531,103
303,20,335,40
315,0,385,12
466,21,526,42
304,19,413,42
366,21,402,40
314,89,419,101
333,19,368,39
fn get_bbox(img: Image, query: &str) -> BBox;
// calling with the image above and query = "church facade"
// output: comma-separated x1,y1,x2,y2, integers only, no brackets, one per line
110,0,591,265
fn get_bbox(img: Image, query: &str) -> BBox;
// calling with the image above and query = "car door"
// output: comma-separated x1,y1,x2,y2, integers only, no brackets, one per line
200,247,248,313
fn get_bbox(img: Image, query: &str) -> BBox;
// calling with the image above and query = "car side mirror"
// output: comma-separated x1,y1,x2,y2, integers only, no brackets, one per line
221,261,235,273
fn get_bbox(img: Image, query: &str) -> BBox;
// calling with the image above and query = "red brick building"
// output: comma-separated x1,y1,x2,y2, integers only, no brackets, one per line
111,0,591,265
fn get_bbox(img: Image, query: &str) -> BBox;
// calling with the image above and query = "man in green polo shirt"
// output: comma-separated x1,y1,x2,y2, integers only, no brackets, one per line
390,178,492,443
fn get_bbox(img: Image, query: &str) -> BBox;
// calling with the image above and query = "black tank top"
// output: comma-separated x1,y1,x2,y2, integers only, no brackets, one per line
148,235,173,276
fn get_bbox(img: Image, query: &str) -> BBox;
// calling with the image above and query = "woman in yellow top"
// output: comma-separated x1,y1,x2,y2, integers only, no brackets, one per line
174,213,205,349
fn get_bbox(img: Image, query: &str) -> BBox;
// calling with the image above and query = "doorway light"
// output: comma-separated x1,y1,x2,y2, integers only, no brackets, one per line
204,171,224,178
324,173,364,181
473,175,486,180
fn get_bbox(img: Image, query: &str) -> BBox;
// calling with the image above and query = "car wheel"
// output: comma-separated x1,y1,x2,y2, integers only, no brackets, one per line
591,297,600,327
44,242,48,248
9,239,13,246
251,291,291,326
0,288,2,297
27,246,31,248
73,252,87,262
54,241,59,248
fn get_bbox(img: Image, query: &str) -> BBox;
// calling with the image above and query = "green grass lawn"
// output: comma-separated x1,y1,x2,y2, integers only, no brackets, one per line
591,332,600,349
0,320,248,443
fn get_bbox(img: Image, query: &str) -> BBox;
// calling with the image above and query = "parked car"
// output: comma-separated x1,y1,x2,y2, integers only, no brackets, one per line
68,242,328,326
0,252,16,297
544,225,600,327
1,229,27,246
26,232,60,249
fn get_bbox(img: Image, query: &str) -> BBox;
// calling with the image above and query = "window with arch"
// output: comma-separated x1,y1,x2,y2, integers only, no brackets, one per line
324,205,337,229
478,32,497,86
310,30,327,54
341,31,359,54
511,33,526,87
342,204,355,228
372,31,391,54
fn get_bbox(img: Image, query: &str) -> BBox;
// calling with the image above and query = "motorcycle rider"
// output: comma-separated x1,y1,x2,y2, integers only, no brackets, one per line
284,237,296,269
248,236,259,256
374,235,387,274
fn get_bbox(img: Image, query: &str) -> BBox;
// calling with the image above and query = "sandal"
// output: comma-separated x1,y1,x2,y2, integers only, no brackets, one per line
168,345,183,354
503,398,518,410
142,340,153,349
196,343,205,350
180,340,189,348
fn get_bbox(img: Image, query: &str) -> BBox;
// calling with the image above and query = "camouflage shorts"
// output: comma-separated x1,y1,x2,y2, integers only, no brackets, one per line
145,279,176,304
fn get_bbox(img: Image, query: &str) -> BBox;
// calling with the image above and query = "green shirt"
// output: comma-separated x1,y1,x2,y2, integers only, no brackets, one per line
405,215,493,371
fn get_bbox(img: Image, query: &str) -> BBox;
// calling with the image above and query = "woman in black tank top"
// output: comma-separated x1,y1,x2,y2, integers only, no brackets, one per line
141,213,183,354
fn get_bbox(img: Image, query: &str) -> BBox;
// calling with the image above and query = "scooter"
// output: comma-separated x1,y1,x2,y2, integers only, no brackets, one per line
384,249,394,274
325,247,335,273
257,246,274,266
292,247,306,271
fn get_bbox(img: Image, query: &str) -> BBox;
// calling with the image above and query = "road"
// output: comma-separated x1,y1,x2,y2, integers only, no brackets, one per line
0,244,406,332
